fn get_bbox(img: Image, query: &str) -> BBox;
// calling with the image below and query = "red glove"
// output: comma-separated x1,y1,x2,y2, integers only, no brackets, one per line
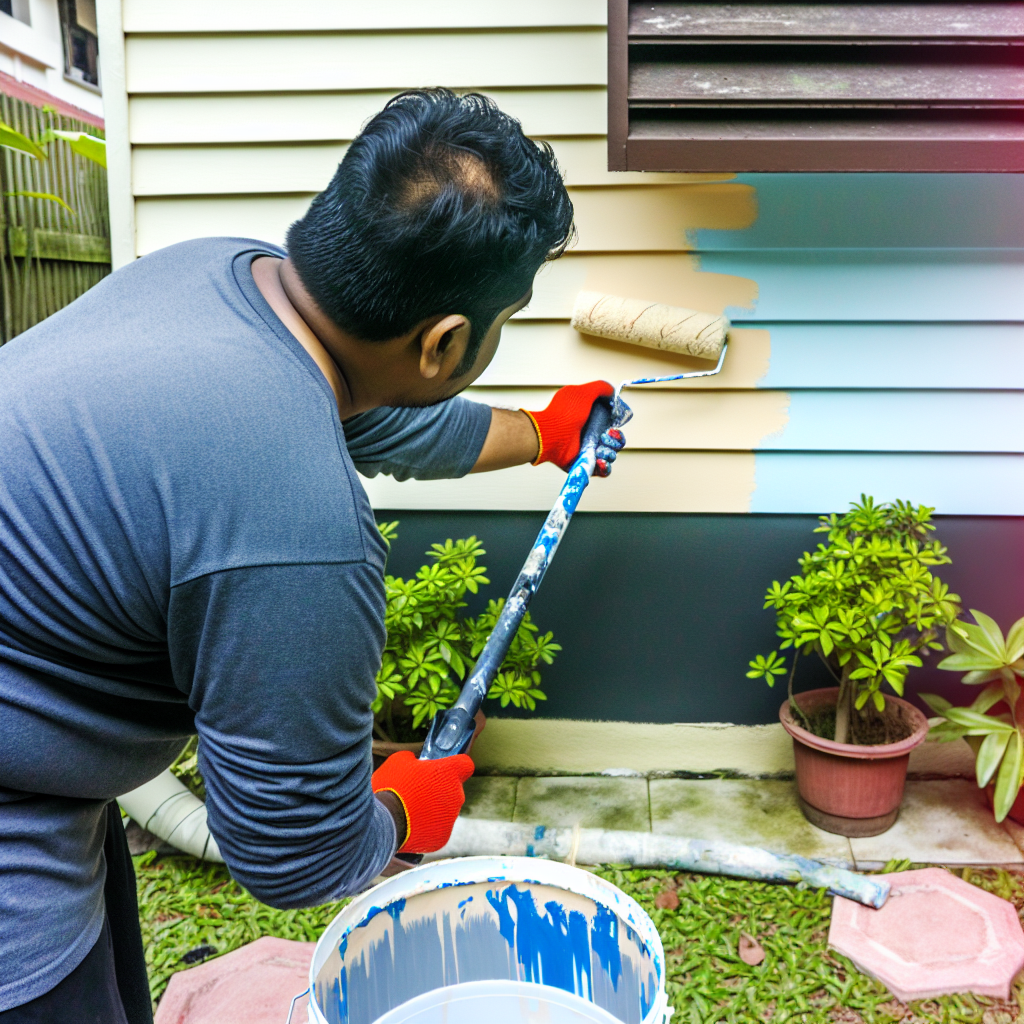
372,750,475,854
522,381,615,472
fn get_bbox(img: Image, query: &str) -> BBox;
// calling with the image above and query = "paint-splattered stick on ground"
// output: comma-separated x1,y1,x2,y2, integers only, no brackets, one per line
137,852,1024,1023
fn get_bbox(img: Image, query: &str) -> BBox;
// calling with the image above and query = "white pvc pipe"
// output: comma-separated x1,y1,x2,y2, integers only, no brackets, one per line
117,773,888,910
118,769,223,862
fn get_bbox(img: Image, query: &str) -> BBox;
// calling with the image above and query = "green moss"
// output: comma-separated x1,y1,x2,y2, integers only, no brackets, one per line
137,852,1024,1022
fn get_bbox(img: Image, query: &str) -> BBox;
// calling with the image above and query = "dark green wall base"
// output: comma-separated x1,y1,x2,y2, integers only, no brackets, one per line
376,511,1024,725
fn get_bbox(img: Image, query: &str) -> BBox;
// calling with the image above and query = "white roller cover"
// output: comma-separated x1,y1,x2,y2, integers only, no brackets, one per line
571,290,729,360
118,769,224,862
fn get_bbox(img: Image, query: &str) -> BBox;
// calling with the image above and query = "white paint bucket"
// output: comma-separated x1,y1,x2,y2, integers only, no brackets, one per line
371,980,626,1023
307,856,670,1024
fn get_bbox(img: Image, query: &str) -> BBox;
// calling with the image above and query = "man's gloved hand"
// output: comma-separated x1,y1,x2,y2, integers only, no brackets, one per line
372,750,475,854
522,381,626,477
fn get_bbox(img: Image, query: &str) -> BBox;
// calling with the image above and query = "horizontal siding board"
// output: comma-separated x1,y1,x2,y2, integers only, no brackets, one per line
128,89,610,144
124,31,607,93
480,322,1024,391
134,186,754,253
701,250,1024,322
755,323,1024,389
130,140,731,196
693,173,1024,251
362,451,755,512
123,0,608,33
629,4,1024,40
361,451,1024,514
470,388,1024,452
751,453,1024,515
524,251,1024,322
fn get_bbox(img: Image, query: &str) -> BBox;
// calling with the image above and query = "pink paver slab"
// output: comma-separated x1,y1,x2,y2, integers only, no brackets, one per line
154,936,313,1024
829,867,1024,1002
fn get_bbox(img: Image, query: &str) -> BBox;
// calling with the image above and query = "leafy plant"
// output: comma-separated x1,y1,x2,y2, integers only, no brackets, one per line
921,612,1024,822
374,523,560,742
747,496,959,745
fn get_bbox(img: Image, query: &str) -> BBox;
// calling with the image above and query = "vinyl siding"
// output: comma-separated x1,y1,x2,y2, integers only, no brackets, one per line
102,1,1024,517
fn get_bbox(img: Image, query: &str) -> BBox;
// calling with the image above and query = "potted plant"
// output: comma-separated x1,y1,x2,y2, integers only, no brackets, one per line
921,612,1024,824
747,496,960,836
372,522,560,763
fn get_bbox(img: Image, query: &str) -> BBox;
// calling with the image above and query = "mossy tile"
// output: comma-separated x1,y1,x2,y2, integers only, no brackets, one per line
849,779,1024,868
513,776,650,831
650,779,854,866
461,776,517,822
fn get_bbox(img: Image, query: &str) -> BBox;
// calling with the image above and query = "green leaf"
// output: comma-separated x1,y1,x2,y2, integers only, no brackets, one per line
937,651,1002,672
993,731,1024,822
971,609,1008,661
1006,615,1024,663
976,730,1012,789
919,692,952,715
0,121,45,159
854,689,870,710
872,690,885,712
39,128,106,167
942,707,1014,734
3,190,75,215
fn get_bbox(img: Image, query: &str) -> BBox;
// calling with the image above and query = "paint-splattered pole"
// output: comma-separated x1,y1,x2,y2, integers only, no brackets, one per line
420,396,634,761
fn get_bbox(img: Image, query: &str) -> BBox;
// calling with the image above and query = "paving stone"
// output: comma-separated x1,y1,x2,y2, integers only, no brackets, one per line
461,776,517,821
154,936,313,1024
650,779,855,866
829,867,1024,1001
849,780,1024,868
513,776,650,831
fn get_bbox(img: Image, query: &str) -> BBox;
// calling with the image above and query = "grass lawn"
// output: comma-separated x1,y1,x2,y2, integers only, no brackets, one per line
137,853,1024,1023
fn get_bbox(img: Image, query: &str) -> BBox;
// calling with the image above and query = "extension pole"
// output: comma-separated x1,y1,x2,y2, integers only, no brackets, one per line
419,396,627,760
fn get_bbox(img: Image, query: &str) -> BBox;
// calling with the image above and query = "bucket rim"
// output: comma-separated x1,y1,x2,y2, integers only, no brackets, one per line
308,855,668,1024
368,979,627,1024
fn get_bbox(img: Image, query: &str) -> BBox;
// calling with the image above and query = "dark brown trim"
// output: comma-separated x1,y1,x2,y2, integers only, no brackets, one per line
627,136,1024,173
607,0,629,170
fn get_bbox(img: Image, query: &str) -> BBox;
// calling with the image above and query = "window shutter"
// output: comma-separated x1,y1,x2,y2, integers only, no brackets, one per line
608,1,1024,171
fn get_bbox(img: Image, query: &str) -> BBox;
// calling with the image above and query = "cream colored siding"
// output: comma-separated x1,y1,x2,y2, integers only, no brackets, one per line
99,1,1024,517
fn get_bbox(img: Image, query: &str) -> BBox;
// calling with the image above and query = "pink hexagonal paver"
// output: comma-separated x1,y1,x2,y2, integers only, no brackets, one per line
829,867,1024,1002
154,936,313,1024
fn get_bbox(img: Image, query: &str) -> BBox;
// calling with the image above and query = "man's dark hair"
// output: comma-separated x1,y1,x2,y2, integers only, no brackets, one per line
286,89,574,374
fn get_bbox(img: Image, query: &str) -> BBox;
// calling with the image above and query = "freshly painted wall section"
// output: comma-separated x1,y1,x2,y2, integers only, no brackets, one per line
100,5,1024,521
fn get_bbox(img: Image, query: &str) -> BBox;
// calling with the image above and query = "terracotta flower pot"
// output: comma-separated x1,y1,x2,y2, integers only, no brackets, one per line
780,687,929,838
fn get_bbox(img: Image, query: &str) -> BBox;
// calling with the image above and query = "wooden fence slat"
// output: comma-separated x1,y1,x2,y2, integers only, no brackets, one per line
0,92,110,343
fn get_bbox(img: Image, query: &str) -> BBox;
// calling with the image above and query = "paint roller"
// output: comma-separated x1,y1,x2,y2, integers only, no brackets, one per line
421,290,732,761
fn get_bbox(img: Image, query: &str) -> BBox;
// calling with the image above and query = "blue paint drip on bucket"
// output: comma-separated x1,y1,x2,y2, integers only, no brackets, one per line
309,858,667,1024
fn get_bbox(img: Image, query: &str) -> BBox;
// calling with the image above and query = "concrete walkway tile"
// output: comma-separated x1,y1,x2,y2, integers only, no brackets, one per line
154,936,313,1024
462,776,517,821
650,779,854,866
849,780,1024,868
513,776,650,831
829,867,1024,1001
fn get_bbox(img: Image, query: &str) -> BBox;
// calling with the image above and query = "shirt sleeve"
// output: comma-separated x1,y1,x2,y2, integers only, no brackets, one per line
167,561,396,909
342,397,492,481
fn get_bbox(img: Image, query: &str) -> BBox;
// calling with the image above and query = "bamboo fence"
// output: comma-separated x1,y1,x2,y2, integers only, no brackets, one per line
0,93,110,344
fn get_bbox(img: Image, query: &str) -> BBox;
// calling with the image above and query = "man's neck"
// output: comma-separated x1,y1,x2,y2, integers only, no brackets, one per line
250,256,354,415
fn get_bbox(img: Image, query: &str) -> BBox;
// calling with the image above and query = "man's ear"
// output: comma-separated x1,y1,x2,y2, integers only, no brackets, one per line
419,314,471,380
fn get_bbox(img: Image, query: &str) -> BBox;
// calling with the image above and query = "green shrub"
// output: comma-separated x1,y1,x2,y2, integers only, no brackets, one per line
747,496,959,745
373,522,560,742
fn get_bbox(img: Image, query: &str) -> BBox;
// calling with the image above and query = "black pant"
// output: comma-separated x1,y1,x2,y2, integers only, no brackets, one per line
0,803,153,1024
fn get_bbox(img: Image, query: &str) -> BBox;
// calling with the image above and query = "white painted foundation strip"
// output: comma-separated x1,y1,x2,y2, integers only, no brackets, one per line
118,771,223,862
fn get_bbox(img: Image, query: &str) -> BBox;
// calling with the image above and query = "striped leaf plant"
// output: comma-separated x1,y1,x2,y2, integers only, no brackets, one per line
921,612,1024,822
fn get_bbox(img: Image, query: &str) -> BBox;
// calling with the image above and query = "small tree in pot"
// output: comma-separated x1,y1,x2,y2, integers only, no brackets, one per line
747,496,960,834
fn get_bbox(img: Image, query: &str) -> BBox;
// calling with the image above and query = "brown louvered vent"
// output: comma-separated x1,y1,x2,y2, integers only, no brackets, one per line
608,1,1024,171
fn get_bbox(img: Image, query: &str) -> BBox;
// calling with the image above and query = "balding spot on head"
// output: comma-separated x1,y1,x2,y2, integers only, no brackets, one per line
398,147,501,208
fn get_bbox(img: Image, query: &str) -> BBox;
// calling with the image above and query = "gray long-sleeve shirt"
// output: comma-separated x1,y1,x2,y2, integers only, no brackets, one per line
0,237,492,1010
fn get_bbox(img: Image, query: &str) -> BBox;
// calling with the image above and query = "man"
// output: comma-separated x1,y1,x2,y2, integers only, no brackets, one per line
0,89,624,1021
